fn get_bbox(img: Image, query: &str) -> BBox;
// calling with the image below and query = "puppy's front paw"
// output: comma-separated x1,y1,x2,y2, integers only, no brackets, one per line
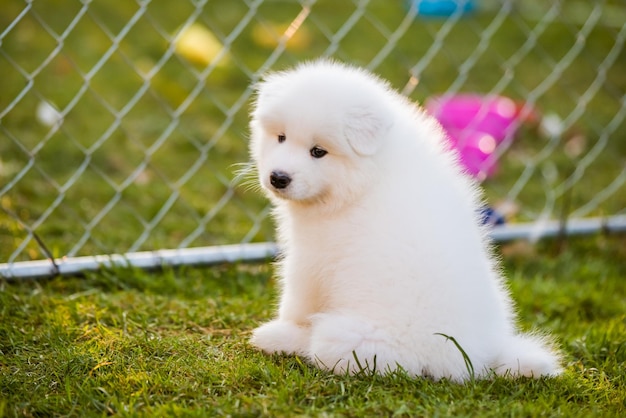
250,320,311,355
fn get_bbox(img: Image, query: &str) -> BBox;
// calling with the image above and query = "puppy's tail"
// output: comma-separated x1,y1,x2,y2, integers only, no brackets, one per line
493,333,562,378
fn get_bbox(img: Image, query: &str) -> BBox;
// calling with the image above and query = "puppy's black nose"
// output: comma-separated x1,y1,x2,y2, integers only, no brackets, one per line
270,171,292,189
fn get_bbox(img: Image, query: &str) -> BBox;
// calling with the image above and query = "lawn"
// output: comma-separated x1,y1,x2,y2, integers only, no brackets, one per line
1,235,625,416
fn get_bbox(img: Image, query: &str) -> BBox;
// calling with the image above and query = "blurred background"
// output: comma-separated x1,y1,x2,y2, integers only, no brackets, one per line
1,0,625,271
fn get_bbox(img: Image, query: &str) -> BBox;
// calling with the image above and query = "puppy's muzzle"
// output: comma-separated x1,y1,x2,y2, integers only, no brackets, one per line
270,171,292,189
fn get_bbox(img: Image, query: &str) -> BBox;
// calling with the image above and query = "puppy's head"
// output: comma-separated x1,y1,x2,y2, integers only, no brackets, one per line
249,60,393,209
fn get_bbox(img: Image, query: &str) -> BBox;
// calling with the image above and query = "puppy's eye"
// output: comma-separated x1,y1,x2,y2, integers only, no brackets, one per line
277,134,286,143
310,146,328,159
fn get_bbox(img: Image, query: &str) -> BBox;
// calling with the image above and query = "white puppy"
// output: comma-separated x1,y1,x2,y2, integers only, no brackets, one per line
248,60,561,382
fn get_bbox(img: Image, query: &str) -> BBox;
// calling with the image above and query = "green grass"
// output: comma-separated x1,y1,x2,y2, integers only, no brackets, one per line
1,0,625,263
1,235,625,416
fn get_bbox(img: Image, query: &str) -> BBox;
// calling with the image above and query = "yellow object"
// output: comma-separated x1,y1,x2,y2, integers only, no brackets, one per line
252,22,312,51
175,23,229,66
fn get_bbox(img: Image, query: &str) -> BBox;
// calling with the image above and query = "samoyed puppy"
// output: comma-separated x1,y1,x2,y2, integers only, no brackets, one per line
248,60,561,382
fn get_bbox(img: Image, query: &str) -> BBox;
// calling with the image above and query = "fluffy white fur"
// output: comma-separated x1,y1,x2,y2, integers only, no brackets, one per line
248,60,561,382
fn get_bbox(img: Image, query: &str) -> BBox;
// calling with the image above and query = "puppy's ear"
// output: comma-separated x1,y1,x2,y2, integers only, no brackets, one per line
344,106,392,156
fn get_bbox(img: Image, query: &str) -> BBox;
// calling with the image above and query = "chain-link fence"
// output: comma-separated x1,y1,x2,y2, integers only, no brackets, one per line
1,0,625,278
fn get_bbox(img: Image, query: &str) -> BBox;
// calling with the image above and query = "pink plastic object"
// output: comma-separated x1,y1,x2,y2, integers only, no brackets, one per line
426,95,533,180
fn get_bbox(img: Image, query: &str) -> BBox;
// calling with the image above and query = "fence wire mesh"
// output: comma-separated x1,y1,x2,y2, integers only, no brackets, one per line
1,0,625,275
